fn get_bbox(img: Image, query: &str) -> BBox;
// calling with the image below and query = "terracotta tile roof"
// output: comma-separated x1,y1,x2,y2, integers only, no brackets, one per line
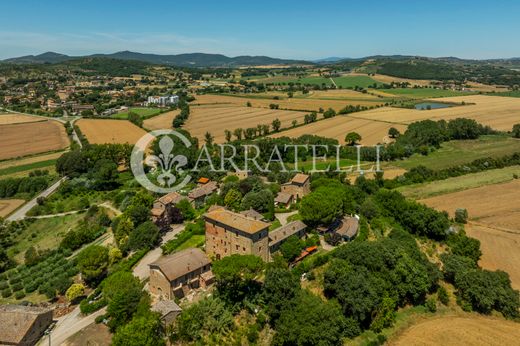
291,173,310,185
336,216,359,239
188,181,218,199
197,177,210,184
0,305,52,345
204,209,270,234
158,191,186,205
239,208,264,221
152,300,182,316
151,208,164,217
150,248,211,282
269,220,307,246
275,192,293,204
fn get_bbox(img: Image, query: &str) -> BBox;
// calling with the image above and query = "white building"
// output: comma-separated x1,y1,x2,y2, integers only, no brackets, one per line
146,95,179,107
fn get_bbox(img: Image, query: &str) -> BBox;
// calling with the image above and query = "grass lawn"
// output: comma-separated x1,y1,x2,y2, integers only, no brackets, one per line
111,107,162,119
397,165,520,200
8,213,85,262
379,88,475,98
176,235,205,251
393,135,520,170
332,76,382,88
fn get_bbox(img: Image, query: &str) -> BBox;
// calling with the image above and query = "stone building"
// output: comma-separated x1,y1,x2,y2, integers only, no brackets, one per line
280,173,311,200
0,305,53,346
204,208,271,261
149,248,213,299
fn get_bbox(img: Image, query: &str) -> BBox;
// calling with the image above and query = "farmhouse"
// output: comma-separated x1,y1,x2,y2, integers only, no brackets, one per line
149,248,213,299
204,208,271,261
268,220,307,254
0,304,53,346
281,173,311,200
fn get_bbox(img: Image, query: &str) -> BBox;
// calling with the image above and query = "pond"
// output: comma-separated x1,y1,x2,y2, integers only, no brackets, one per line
414,102,453,110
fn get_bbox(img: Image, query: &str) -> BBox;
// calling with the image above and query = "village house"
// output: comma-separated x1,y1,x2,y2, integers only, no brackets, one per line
188,180,218,208
151,300,182,326
204,208,271,261
268,220,307,254
149,248,214,299
0,305,53,346
280,173,311,200
274,191,294,209
334,215,360,241
151,191,187,230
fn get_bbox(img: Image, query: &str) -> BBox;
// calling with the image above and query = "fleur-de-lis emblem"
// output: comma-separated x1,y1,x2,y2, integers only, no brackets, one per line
147,136,188,187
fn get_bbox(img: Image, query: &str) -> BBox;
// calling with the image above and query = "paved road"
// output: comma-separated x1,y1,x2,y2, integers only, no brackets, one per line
133,224,185,280
6,177,67,222
43,224,185,345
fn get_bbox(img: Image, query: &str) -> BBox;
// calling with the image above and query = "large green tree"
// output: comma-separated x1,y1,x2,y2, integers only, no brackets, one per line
77,245,109,284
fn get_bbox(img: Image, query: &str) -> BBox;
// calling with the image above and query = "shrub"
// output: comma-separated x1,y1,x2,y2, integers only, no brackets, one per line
438,286,449,305
1,288,12,298
425,297,437,312
454,208,468,224
14,291,26,300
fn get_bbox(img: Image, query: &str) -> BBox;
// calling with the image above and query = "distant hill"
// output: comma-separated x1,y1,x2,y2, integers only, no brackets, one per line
3,51,311,67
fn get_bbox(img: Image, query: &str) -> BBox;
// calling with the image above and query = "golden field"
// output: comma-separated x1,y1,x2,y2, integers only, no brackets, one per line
390,315,520,346
143,110,180,130
184,105,308,143
0,120,69,160
0,113,44,125
0,199,25,218
420,179,520,289
270,116,407,145
76,119,147,145
193,93,385,112
351,95,520,131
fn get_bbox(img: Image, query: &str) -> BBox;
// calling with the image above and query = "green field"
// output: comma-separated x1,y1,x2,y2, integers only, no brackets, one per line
8,213,84,262
332,76,382,88
489,90,520,98
0,159,57,177
111,107,162,119
379,88,475,98
394,135,520,170
397,165,520,200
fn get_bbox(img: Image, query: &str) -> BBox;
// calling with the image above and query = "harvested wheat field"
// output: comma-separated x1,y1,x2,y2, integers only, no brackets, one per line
0,113,45,125
193,94,384,112
420,179,520,231
76,119,147,145
270,116,407,145
466,223,520,290
347,95,520,131
390,315,520,346
421,179,520,289
304,89,382,100
184,106,308,143
0,199,25,218
143,110,179,130
347,167,407,183
0,120,69,160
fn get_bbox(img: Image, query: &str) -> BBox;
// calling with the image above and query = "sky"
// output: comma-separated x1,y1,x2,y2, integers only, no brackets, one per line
0,0,519,60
